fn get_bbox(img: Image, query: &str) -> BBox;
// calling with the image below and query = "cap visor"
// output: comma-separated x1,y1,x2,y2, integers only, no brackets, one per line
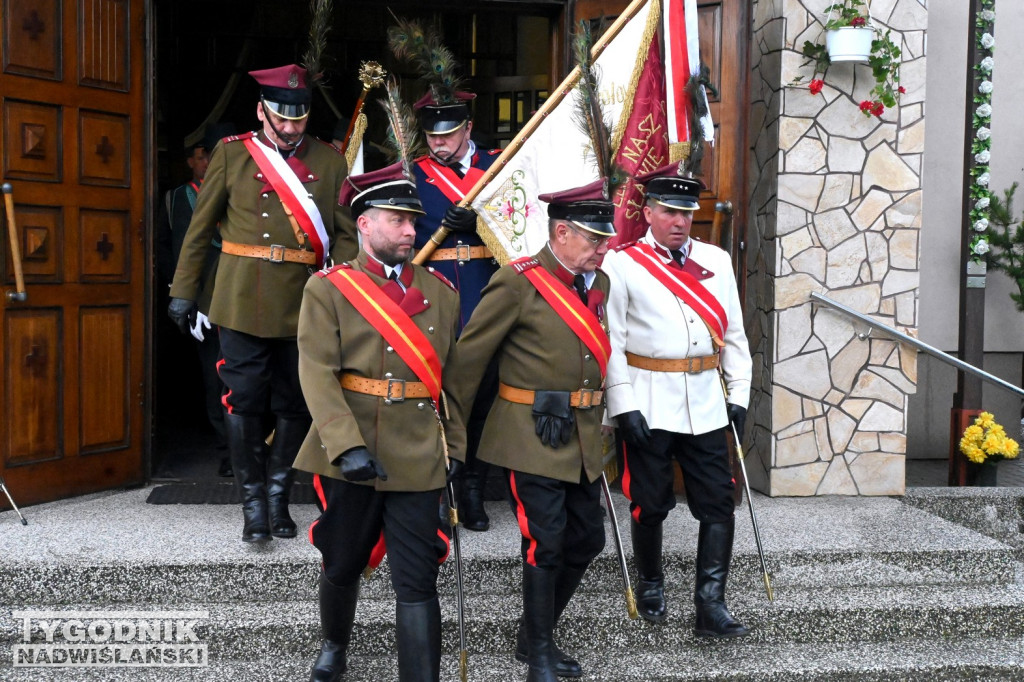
652,197,699,211
423,119,468,135
570,220,616,237
263,99,310,121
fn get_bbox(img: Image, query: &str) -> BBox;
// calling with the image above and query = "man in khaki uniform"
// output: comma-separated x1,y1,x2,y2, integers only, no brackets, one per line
168,64,358,543
450,180,614,682
295,164,465,682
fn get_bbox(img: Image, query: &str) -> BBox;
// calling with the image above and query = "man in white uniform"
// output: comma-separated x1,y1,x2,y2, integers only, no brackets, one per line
602,164,752,638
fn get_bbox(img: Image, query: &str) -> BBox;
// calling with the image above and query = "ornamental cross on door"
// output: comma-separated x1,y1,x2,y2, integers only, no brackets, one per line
23,11,45,40
95,136,115,163
96,232,114,260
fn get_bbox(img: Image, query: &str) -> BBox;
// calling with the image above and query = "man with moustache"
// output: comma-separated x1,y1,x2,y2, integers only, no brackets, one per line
411,88,502,531
450,180,614,681
294,164,464,682
168,64,358,544
601,164,752,638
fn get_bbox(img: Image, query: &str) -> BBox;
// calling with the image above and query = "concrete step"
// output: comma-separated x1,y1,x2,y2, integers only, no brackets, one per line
6,581,1024,659
5,638,1024,681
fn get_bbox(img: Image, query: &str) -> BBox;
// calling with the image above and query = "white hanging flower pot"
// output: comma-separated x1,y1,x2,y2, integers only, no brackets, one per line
826,27,874,62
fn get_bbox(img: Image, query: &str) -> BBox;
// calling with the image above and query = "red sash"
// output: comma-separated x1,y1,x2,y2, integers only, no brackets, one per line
324,268,443,403
625,243,727,346
243,137,328,268
517,260,611,377
416,157,486,203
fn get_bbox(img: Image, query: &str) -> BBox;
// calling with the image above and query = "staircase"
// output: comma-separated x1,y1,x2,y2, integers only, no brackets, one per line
2,487,1024,680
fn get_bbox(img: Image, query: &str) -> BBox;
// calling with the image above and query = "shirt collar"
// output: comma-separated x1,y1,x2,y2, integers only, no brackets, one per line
545,243,597,289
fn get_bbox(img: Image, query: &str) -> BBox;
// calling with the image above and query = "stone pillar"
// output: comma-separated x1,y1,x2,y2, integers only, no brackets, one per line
746,0,927,496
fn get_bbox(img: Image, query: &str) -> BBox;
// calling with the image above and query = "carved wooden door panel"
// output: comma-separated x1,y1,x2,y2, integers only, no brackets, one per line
1,0,147,507
572,0,749,287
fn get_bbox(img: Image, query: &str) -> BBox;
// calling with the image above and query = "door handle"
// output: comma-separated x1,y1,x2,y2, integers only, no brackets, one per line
2,182,28,302
711,200,733,250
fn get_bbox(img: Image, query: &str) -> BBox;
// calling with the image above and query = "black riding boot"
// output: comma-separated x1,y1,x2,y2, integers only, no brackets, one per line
224,412,271,543
396,596,441,682
515,563,586,677
266,416,310,538
523,564,559,682
310,574,359,682
694,519,750,638
631,519,666,623
459,459,490,532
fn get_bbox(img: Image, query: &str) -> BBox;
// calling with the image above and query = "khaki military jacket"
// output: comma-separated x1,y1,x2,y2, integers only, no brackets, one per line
450,245,610,484
170,131,358,338
293,252,465,491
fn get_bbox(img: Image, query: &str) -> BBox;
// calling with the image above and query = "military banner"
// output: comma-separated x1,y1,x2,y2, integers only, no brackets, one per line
470,0,662,263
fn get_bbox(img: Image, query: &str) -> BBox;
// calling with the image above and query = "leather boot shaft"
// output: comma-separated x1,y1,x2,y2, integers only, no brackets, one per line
396,596,441,682
458,460,491,532
224,413,271,542
630,519,667,623
266,416,309,538
523,564,559,682
694,519,749,638
310,575,359,682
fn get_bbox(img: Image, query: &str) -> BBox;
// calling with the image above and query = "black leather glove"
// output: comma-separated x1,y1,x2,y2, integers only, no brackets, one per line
446,458,463,485
443,205,478,234
167,297,197,335
337,446,388,482
616,410,652,449
532,391,575,448
727,404,747,438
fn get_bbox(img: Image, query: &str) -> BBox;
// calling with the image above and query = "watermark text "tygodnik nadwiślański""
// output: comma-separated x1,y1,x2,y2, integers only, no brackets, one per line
12,610,209,667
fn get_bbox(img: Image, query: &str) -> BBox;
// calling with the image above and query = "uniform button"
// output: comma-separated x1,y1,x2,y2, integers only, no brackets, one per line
261,212,269,218
693,340,698,345
308,174,314,180
385,372,393,378
417,402,426,410
321,443,326,450
263,233,271,239
583,379,591,386
423,298,429,305
689,318,695,324
386,346,394,353
584,354,591,360
256,173,263,179
261,193,269,199
702,270,708,275
428,326,435,334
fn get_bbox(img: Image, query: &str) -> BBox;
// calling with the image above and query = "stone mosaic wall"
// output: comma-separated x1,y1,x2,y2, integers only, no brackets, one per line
745,0,927,496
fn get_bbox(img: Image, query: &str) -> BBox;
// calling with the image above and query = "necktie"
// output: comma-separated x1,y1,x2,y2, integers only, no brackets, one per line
670,249,685,266
447,162,465,179
572,274,588,305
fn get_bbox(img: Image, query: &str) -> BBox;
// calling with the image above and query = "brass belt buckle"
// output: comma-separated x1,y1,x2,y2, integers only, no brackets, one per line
576,388,595,409
385,378,406,404
455,244,472,264
267,244,286,263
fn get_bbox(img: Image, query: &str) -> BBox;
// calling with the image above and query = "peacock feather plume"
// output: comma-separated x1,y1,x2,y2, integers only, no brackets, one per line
571,20,628,200
378,78,424,178
302,0,334,83
681,63,717,177
387,15,465,105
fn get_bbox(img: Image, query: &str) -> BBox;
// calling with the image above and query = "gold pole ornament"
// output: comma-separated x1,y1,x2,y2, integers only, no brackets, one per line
339,61,386,155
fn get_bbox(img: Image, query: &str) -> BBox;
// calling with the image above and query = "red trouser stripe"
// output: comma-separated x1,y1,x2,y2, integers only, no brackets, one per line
216,358,233,414
367,531,387,571
621,442,643,523
508,471,539,567
437,529,451,564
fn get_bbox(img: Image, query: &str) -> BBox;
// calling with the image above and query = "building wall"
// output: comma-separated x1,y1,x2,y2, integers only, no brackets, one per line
747,0,928,495
911,0,1024,457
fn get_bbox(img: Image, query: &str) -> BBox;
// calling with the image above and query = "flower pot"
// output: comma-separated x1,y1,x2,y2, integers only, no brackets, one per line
826,27,874,63
966,460,998,487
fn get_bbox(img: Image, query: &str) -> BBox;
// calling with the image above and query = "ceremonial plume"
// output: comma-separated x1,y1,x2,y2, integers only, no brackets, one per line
301,0,334,83
680,65,717,177
572,21,628,200
378,78,423,179
387,15,465,105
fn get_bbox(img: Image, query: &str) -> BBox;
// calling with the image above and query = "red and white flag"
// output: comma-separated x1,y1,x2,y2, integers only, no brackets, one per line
663,0,714,146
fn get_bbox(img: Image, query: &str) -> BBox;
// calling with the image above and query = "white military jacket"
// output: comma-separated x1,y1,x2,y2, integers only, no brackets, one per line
603,230,752,435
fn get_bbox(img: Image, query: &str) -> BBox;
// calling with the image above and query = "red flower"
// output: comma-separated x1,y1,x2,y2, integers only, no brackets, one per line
809,79,825,95
850,16,866,27
859,100,873,112
871,102,885,117
898,85,906,94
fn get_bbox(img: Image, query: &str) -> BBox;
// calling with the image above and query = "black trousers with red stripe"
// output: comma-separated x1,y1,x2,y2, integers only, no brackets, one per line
217,328,307,417
507,469,605,571
311,475,448,603
623,427,735,527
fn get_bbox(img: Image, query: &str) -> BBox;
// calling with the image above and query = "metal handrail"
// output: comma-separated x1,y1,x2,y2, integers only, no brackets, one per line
810,292,1024,398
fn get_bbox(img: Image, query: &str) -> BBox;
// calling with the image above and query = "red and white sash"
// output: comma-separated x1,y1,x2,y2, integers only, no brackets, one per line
243,137,330,268
416,157,486,204
625,242,727,347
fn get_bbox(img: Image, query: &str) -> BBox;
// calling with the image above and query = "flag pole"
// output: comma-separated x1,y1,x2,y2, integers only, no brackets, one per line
413,0,651,265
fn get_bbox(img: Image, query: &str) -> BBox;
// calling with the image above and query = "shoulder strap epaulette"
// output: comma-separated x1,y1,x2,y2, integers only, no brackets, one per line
487,148,502,156
315,262,352,279
425,265,457,291
222,131,256,144
509,257,541,274
612,240,638,252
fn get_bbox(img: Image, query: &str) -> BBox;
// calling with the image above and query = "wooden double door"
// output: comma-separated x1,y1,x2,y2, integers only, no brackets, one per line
1,0,148,508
